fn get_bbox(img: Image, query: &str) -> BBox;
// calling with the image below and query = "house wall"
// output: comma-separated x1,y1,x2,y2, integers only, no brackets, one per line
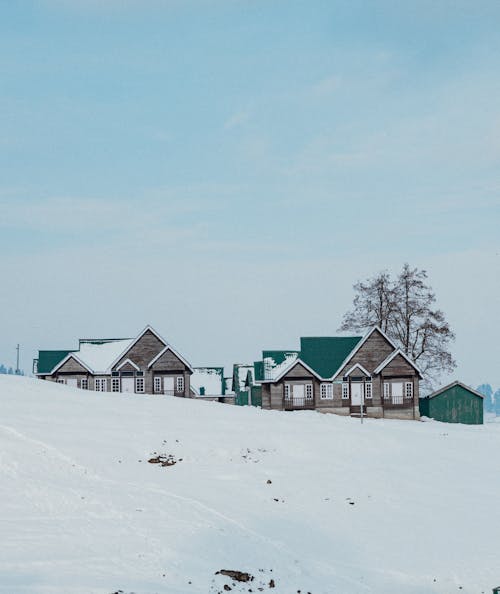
55,357,89,374
381,354,416,377
113,330,165,371
337,329,394,376
150,349,191,397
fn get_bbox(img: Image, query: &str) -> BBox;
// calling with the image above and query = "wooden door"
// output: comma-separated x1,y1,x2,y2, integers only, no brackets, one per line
164,376,174,395
121,377,134,393
351,382,363,405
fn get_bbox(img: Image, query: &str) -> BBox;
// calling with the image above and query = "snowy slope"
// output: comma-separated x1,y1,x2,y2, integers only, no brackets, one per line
1,376,499,594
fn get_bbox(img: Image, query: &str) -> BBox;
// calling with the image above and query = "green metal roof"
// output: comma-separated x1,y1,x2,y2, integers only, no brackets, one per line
262,350,299,366
299,336,362,378
36,350,75,374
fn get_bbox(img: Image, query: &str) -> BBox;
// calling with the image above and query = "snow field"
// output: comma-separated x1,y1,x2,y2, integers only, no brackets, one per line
1,375,499,594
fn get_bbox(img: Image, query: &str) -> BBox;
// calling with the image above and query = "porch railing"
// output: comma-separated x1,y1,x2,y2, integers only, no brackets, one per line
384,395,413,408
284,397,315,410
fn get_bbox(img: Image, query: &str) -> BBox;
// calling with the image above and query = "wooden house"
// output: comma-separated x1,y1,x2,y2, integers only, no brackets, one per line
419,381,484,424
34,326,193,397
260,326,421,420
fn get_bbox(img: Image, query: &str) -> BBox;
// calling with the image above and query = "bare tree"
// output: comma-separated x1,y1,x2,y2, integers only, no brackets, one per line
339,264,456,387
339,271,395,334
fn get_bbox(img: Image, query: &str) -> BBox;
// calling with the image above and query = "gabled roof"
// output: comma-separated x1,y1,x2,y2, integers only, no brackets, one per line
110,325,168,370
116,358,140,371
262,350,299,381
36,350,75,375
261,357,323,383
344,362,372,377
76,338,133,374
424,381,484,400
300,336,362,379
373,348,422,376
50,352,94,375
147,344,194,372
329,326,399,379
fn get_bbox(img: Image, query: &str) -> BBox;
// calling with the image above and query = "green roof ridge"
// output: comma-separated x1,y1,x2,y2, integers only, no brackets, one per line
299,336,362,378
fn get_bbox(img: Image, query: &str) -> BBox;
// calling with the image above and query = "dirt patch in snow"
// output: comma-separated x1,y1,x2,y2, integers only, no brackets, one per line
147,453,181,467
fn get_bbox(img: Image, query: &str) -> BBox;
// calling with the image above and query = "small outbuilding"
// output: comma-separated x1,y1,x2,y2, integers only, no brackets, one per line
419,381,484,425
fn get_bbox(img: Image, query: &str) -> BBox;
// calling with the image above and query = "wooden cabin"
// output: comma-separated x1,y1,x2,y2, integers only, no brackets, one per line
34,326,193,397
260,326,421,420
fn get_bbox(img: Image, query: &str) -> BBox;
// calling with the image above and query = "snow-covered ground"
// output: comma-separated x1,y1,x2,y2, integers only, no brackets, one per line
1,375,499,594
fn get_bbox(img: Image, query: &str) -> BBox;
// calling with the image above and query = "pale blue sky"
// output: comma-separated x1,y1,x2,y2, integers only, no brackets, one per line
1,1,499,387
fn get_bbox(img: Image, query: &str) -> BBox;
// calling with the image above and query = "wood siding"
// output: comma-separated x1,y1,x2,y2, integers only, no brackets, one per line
380,354,416,377
150,349,188,372
54,356,88,374
113,330,165,371
337,329,394,377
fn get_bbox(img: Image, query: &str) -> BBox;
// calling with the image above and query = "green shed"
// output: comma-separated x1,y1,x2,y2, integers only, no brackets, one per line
419,381,484,425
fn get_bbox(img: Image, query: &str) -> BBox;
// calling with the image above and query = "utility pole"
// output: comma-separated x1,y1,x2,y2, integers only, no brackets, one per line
16,344,20,375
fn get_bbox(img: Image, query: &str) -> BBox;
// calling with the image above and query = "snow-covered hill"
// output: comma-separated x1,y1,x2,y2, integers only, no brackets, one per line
1,376,499,594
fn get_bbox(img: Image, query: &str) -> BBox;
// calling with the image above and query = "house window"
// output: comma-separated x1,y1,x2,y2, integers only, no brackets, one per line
154,376,162,394
81,378,88,390
284,384,291,399
342,382,349,399
95,378,107,392
305,384,313,400
405,382,413,399
57,378,65,384
111,378,120,393
383,382,390,399
176,376,184,393
135,377,145,393
320,383,333,400
365,382,372,399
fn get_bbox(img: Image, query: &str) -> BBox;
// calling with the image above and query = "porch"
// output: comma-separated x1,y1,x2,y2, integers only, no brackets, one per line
283,396,315,411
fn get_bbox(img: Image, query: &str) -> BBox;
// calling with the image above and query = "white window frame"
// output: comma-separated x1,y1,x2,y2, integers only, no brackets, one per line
135,376,145,393
81,378,88,390
284,384,291,399
383,382,390,399
405,381,413,399
305,384,313,400
154,376,162,394
320,383,333,400
342,382,349,399
56,378,66,385
176,376,184,393
95,378,107,392
111,378,120,393
365,382,372,399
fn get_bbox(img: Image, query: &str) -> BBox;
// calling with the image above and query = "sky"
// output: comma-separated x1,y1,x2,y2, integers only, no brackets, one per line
0,0,499,389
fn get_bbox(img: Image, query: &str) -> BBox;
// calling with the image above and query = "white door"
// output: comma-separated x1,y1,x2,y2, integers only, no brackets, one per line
121,377,135,393
66,378,77,388
292,384,305,404
351,383,363,405
392,382,403,404
164,376,174,395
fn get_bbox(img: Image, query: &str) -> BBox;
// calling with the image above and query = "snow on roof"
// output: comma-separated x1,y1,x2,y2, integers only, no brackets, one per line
76,339,134,374
237,364,254,389
263,352,298,380
191,367,224,396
